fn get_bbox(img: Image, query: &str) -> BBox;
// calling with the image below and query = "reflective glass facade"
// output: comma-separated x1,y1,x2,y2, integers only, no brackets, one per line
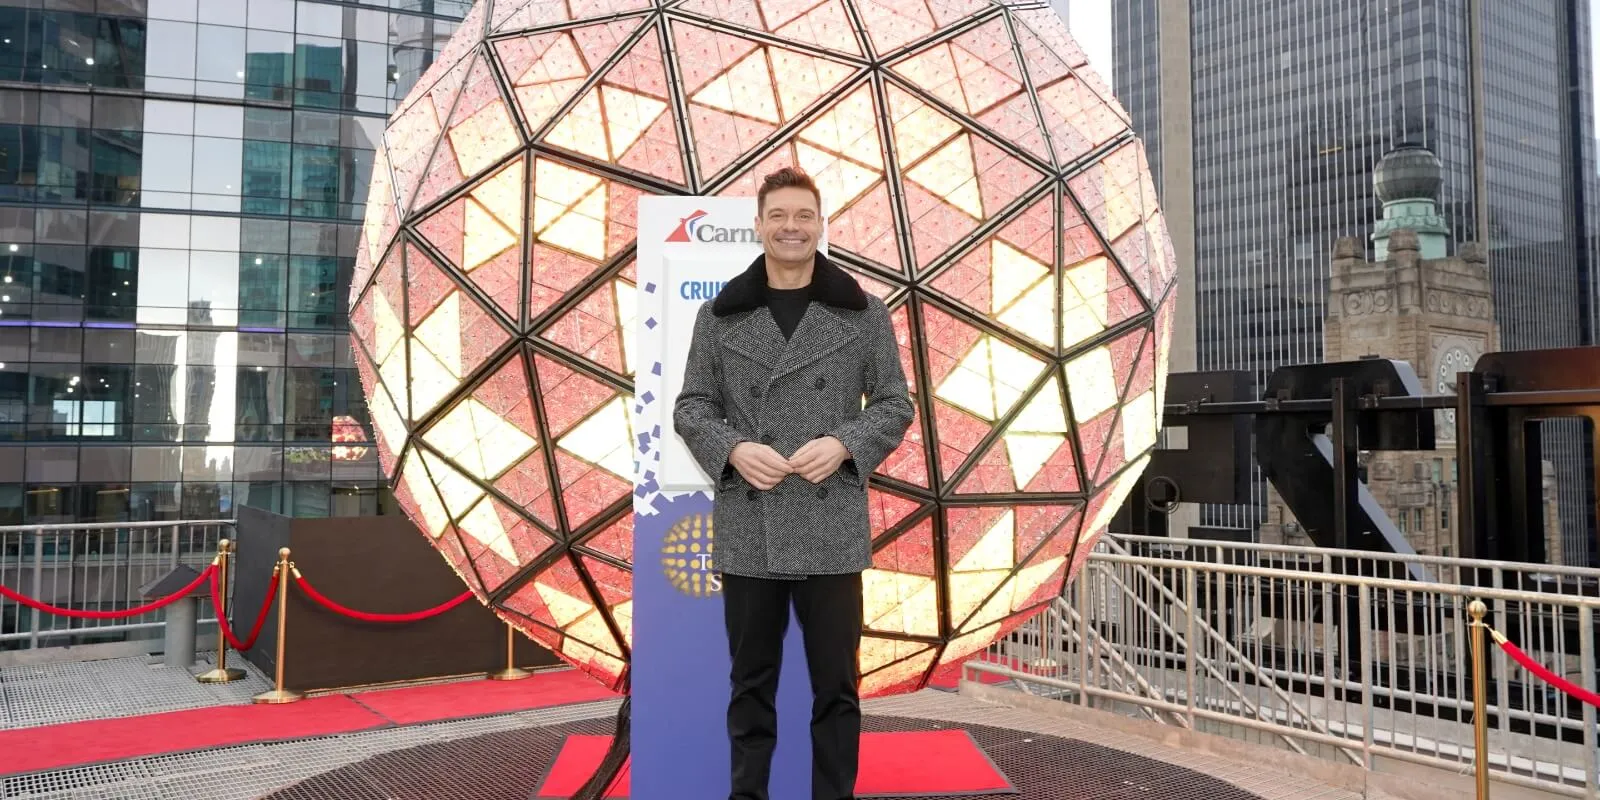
1114,0,1600,565
0,0,470,523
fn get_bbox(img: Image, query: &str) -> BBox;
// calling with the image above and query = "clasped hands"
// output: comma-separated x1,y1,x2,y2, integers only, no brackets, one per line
729,436,848,490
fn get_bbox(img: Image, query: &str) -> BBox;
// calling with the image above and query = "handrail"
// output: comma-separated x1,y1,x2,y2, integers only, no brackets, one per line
1090,551,1600,608
1109,533,1600,581
0,519,234,533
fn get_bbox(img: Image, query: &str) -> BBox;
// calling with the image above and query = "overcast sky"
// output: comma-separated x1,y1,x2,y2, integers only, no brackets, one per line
1056,0,1114,93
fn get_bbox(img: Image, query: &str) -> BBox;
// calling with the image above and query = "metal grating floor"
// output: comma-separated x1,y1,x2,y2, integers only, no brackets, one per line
255,715,1274,800
0,654,271,730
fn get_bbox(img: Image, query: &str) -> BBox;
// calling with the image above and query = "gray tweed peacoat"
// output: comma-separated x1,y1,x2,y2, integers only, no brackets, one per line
673,252,915,579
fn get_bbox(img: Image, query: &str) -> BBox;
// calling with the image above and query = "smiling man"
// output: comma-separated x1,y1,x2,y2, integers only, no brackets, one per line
673,167,915,800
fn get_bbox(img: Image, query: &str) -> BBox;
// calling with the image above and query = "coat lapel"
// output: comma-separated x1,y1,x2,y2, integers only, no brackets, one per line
720,308,787,370
771,304,859,382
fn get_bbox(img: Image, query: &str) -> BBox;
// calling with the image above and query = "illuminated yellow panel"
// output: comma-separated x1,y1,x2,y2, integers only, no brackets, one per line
409,347,457,419
612,599,633,648
906,136,980,218
889,93,960,165
533,159,604,231
402,456,450,537
1064,346,1117,422
449,101,519,177
1004,384,1067,487
795,141,879,213
463,199,518,271
413,293,464,377
861,650,935,696
1065,256,1110,322
862,570,938,637
536,581,595,627
567,608,621,657
420,450,485,519
541,184,608,260
422,398,536,481
471,159,524,229
601,86,667,159
938,620,1001,666
1083,455,1149,541
963,555,1064,632
367,384,407,455
936,337,1045,421
1121,391,1157,461
1103,180,1142,241
364,148,394,264
459,497,520,564
990,241,1047,311
545,90,610,160
558,395,634,479
859,636,930,674
996,275,1054,348
955,510,1015,572
797,87,882,169
615,279,638,376
377,347,411,416
692,51,779,124
371,290,405,365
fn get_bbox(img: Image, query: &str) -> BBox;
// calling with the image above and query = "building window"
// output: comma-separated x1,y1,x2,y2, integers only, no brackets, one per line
52,399,116,436
1440,505,1450,531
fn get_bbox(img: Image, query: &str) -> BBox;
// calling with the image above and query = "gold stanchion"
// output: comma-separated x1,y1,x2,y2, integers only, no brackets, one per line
252,548,304,704
1468,599,1491,800
488,621,531,681
197,539,246,684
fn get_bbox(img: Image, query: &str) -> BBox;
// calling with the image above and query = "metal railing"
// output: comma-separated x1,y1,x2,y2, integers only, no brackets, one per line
971,535,1600,798
1,520,232,651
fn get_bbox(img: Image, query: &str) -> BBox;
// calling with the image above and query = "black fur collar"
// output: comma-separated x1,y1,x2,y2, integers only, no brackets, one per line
710,252,868,317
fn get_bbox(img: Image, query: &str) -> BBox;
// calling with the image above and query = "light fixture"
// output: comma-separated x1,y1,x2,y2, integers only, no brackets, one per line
84,57,94,65
353,1,1175,696
8,244,17,252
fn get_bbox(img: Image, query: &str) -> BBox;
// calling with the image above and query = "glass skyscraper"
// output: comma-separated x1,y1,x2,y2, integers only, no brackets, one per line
1114,0,1600,565
0,0,470,524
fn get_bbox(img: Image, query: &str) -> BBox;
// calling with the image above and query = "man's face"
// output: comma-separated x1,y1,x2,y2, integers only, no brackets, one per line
756,186,822,265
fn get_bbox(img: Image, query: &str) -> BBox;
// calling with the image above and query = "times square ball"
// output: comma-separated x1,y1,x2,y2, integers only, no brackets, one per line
352,0,1176,694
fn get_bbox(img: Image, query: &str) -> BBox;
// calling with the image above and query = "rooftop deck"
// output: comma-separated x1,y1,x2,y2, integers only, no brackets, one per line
0,654,1361,800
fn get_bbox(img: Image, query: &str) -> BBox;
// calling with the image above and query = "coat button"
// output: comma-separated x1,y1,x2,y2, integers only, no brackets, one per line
816,486,829,499
749,385,762,397
747,489,758,501
814,376,826,390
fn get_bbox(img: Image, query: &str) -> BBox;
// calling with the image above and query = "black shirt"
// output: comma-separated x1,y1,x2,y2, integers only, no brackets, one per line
767,285,810,339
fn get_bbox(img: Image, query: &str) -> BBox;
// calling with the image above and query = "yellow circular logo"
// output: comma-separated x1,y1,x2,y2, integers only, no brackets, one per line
661,512,719,597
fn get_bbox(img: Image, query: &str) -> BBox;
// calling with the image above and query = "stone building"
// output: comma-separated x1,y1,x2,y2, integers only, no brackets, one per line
1262,145,1563,563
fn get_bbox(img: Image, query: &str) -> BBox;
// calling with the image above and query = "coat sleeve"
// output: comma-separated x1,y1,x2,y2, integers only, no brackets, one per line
673,302,746,482
829,297,914,487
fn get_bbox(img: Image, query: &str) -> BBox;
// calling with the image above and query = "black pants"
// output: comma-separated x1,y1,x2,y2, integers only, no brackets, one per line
723,572,863,800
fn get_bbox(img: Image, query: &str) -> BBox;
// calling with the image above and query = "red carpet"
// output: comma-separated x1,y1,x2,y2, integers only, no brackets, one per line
352,668,617,724
0,695,386,775
0,669,618,777
537,730,1015,798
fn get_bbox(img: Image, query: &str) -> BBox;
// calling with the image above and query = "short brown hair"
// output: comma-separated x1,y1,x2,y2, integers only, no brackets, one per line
757,166,821,212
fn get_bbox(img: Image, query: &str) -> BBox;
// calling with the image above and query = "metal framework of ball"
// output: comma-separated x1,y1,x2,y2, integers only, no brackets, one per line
352,0,1176,696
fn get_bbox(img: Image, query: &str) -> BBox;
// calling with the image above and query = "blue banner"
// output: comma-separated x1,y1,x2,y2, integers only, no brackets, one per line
631,195,819,799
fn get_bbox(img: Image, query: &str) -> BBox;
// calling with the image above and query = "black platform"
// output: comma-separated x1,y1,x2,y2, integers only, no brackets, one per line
262,714,1268,800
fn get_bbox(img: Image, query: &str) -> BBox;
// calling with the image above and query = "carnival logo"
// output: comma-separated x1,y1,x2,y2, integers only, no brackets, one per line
661,512,721,597
666,210,758,244
666,210,708,242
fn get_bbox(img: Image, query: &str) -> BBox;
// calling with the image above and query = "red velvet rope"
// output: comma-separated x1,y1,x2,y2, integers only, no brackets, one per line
208,567,277,651
0,565,216,620
292,573,472,623
1497,638,1600,709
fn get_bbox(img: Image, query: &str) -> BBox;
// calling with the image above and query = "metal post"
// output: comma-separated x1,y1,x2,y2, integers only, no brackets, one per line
27,534,42,649
1579,605,1597,800
1468,600,1491,800
197,539,245,684
252,548,303,704
489,621,532,681
1184,564,1197,727
1331,377,1358,550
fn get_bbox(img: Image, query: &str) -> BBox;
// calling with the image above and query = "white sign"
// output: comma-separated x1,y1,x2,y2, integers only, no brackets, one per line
637,195,825,492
